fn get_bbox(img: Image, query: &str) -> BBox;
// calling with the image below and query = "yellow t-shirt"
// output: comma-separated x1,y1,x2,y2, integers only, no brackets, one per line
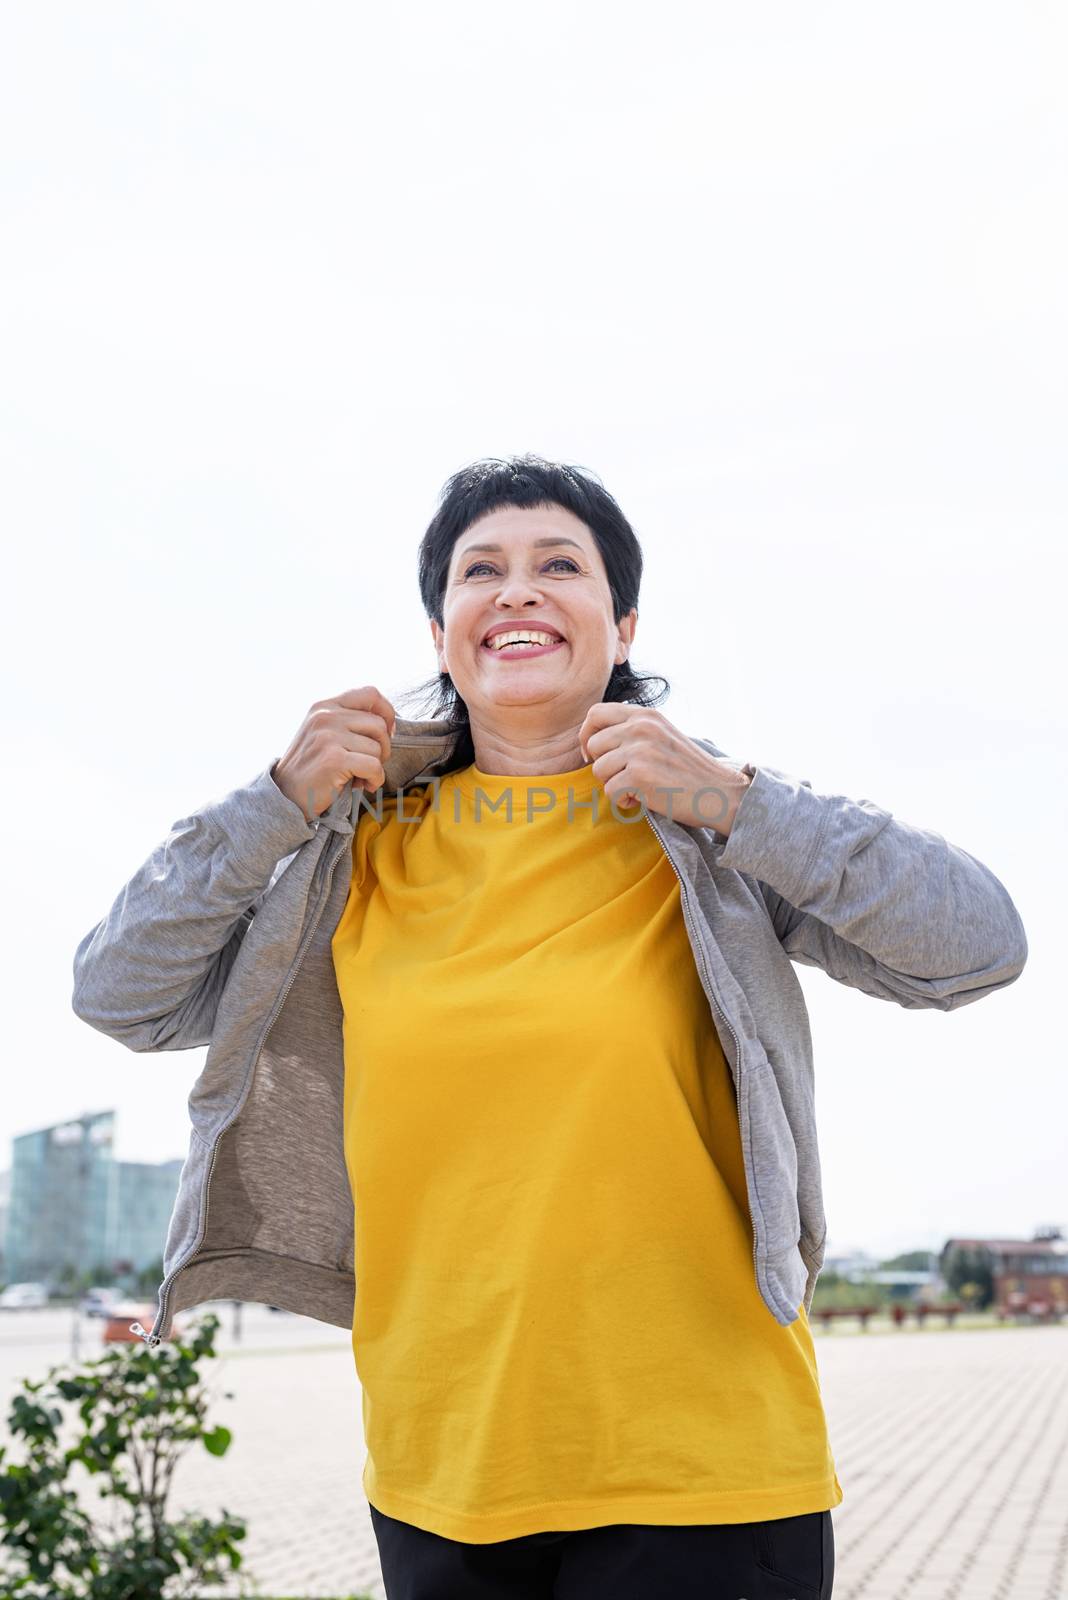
330,760,843,1542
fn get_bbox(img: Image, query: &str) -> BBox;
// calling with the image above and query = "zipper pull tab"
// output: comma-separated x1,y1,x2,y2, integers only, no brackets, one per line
129,1321,161,1347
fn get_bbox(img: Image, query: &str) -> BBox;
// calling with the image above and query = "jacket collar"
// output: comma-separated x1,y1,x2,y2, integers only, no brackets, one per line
308,716,457,837
313,716,730,837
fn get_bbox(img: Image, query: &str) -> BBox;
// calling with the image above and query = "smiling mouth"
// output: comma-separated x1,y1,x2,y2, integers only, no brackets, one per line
482,638,567,658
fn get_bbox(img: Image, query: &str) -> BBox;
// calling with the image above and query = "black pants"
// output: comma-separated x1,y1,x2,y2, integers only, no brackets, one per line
370,1503,834,1599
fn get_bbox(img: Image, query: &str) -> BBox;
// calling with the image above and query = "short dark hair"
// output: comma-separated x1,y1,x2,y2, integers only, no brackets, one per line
394,453,669,774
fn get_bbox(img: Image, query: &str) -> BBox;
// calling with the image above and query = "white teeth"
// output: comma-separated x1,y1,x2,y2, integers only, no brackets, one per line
485,630,561,651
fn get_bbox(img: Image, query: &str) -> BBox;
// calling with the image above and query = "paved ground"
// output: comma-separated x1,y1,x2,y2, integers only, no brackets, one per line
2,1306,1066,1598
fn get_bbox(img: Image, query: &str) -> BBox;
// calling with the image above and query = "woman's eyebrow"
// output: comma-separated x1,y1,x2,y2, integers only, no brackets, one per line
459,537,584,560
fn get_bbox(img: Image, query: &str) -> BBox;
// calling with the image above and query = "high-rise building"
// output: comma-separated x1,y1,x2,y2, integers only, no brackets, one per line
113,1157,185,1276
3,1111,182,1287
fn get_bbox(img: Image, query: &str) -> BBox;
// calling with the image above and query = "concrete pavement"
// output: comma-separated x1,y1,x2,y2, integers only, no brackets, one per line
1,1306,1065,1598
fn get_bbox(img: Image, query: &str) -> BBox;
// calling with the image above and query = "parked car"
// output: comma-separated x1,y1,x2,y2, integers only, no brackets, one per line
0,1281,49,1309
102,1302,186,1344
81,1286,121,1318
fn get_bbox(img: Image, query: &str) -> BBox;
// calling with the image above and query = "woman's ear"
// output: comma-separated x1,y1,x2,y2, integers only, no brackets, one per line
617,607,637,661
429,618,447,674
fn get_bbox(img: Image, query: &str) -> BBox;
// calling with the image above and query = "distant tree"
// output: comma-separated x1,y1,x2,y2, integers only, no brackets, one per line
880,1250,935,1272
942,1244,994,1309
134,1255,165,1297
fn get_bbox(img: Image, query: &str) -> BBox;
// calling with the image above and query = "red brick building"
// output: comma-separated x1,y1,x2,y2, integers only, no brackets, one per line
940,1231,1068,1317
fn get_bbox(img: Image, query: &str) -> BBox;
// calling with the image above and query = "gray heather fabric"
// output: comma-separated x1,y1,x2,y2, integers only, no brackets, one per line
71,719,1028,1343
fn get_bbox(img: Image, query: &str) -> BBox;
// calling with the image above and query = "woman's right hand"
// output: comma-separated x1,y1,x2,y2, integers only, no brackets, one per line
271,687,397,821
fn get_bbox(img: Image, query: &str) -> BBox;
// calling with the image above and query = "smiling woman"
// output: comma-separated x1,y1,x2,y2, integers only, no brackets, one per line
73,450,1025,1600
397,454,671,780
328,454,847,1589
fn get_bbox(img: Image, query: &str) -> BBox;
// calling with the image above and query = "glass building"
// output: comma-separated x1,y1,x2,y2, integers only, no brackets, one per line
3,1111,182,1287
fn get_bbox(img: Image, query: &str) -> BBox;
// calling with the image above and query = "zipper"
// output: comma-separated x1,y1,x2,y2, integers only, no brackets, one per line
133,824,355,1347
642,809,765,1297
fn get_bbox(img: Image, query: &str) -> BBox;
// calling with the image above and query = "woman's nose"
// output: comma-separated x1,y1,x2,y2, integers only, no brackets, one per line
493,577,546,606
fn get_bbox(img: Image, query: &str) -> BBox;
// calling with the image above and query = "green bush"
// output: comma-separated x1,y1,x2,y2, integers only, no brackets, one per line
0,1311,252,1599
810,1271,892,1312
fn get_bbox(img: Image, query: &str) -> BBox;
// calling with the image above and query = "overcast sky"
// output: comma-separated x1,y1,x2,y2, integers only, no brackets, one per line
1,4,1064,1263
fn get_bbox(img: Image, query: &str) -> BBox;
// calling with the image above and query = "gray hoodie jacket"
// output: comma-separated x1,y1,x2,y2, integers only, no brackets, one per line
71,720,1028,1346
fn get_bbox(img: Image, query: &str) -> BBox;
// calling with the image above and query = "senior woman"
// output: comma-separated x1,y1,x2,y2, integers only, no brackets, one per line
285,453,1024,1599
72,454,1027,1600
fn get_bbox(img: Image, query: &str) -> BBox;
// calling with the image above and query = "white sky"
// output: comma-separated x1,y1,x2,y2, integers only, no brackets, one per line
1,4,1064,1263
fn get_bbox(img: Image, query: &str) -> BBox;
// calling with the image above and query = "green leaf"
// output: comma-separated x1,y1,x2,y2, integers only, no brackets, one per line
201,1425,232,1457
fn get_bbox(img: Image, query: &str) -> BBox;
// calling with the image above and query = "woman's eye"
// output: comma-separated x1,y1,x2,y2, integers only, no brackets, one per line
463,557,578,578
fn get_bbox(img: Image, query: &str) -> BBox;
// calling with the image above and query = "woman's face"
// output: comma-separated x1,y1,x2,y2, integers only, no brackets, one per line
430,503,636,731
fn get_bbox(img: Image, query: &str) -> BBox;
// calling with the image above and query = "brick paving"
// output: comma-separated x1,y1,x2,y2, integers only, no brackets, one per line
4,1308,1067,1597
815,1323,1068,1600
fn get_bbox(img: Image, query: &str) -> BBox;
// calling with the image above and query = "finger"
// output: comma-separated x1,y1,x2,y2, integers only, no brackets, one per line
341,743,388,791
338,710,393,765
333,686,397,736
590,747,630,787
582,720,625,764
581,701,628,748
332,696,396,763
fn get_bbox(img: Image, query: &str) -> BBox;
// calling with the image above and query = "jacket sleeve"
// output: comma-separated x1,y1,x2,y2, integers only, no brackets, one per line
715,761,1028,1011
71,762,320,1052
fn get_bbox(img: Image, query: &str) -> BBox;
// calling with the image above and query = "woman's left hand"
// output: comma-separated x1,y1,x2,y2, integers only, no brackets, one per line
578,703,752,834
